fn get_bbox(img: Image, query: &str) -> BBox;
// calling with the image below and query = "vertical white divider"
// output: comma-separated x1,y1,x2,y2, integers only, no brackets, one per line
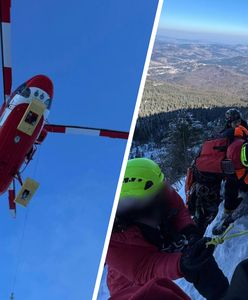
92,1,165,299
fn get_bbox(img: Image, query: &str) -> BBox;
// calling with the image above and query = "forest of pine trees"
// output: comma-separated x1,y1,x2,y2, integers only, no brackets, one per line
139,81,248,117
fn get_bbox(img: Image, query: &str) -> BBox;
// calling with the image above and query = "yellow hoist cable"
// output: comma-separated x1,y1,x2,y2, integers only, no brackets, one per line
206,224,248,247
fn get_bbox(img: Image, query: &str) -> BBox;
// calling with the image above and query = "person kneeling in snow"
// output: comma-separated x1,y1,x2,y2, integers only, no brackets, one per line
106,158,229,300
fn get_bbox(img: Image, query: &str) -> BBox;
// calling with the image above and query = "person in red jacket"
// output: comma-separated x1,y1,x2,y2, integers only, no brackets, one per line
106,158,229,300
212,139,248,234
186,109,248,236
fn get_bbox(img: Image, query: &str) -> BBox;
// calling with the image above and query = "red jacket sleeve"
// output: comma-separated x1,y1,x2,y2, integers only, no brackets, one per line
164,187,195,232
107,227,183,285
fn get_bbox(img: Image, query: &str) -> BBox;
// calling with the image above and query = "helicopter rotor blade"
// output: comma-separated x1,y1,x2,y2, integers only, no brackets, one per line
44,124,129,140
0,0,12,106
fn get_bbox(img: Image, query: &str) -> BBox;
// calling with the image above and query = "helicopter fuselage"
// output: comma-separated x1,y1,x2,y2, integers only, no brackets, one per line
0,75,53,194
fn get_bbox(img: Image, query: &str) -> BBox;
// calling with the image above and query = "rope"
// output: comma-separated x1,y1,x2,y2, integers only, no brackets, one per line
11,207,30,296
206,224,248,247
32,147,40,177
9,147,40,299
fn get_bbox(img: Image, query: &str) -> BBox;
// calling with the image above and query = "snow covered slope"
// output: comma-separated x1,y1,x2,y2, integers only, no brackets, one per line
97,181,248,300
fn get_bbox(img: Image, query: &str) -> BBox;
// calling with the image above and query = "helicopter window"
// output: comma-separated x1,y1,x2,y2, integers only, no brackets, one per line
25,111,39,126
44,98,52,109
12,83,25,95
16,83,31,98
7,83,30,105
21,87,31,98
21,189,30,200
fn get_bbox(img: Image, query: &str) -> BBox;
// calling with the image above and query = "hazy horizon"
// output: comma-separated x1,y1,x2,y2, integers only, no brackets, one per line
157,27,248,45
160,0,248,45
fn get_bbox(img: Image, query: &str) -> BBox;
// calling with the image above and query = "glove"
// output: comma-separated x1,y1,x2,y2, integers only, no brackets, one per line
180,237,229,300
180,224,203,245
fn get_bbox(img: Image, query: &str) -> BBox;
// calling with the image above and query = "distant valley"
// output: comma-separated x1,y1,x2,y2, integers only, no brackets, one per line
140,36,248,117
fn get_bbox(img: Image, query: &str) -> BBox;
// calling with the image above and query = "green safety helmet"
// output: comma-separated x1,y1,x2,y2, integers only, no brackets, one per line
119,158,165,212
241,143,248,167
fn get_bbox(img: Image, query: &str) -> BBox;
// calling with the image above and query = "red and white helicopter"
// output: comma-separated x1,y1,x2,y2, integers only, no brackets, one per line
0,1,128,217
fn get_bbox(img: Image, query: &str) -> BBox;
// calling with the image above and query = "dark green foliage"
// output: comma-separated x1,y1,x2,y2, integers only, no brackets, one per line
160,111,203,183
140,81,248,118
131,107,248,184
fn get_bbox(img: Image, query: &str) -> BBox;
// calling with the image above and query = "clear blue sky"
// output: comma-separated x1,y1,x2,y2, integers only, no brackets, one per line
160,0,248,41
0,1,159,299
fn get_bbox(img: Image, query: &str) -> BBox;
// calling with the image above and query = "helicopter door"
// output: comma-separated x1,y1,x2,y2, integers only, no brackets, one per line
17,99,46,136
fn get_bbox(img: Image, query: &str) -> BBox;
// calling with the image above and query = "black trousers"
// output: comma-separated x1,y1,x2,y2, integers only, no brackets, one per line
223,259,248,300
224,175,246,211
